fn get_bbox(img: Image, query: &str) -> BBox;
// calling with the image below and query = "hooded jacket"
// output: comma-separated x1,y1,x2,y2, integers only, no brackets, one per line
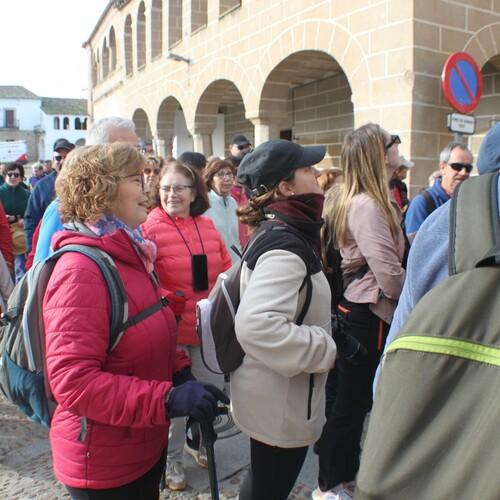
43,228,190,489
141,207,232,346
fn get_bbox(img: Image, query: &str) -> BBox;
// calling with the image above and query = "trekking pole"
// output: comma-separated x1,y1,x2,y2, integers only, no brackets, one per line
200,419,219,500
199,406,228,500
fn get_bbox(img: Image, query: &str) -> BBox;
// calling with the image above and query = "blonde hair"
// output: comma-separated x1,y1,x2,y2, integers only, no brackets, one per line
331,123,400,247
56,143,146,223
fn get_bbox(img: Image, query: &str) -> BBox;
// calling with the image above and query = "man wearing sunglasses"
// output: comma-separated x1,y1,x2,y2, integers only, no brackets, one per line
227,134,252,168
405,142,473,242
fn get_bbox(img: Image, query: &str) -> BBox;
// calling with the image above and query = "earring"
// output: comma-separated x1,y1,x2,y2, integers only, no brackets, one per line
290,192,295,195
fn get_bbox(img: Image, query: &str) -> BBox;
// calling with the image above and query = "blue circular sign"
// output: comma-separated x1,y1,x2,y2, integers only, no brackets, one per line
442,52,482,113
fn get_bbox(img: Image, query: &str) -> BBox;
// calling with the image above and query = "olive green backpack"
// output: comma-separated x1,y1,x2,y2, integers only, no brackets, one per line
356,172,500,500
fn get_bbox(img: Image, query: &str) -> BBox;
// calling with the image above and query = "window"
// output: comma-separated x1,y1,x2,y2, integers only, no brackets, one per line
151,0,162,59
4,109,16,128
63,117,70,130
75,118,82,130
54,117,60,130
124,15,133,76
137,2,146,69
109,27,117,71
168,0,182,47
191,0,207,33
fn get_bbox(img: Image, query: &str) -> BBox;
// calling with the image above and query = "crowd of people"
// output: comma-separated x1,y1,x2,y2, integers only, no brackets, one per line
0,116,496,500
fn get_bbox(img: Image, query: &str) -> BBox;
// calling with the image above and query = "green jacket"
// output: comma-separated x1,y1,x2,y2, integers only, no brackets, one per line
0,183,30,217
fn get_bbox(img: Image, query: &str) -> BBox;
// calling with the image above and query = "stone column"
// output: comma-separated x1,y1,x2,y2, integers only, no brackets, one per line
192,132,213,157
154,136,173,158
246,113,287,146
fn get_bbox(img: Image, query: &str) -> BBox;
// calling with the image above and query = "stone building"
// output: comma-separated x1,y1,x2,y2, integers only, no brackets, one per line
84,0,500,192
0,86,88,162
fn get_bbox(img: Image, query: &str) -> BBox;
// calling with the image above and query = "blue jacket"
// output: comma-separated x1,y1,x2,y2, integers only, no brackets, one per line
404,177,449,238
33,198,64,265
23,171,57,251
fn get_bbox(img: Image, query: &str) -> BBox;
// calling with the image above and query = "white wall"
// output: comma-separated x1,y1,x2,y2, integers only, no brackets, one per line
0,98,40,130
40,114,88,160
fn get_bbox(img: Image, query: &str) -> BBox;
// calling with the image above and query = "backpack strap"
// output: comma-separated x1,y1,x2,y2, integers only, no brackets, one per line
49,245,168,354
449,172,500,275
420,189,437,216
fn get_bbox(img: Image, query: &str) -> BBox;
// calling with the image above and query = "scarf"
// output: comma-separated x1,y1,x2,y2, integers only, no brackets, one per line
86,215,157,274
264,193,325,240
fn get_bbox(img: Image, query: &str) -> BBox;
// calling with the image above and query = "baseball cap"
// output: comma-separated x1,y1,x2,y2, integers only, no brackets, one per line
399,155,414,169
230,134,251,146
477,122,500,175
237,139,326,196
53,139,75,152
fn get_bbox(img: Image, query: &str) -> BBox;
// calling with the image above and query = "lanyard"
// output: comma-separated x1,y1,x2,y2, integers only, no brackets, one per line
168,214,206,256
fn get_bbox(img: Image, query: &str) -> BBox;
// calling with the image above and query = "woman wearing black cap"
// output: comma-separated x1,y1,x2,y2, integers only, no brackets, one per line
232,139,337,500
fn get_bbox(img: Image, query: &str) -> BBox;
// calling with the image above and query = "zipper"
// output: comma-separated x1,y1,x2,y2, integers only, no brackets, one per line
386,335,500,367
307,374,314,420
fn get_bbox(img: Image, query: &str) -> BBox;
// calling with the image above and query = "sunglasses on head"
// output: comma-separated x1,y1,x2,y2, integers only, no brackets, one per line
54,155,64,162
7,172,21,178
385,135,401,151
448,162,473,173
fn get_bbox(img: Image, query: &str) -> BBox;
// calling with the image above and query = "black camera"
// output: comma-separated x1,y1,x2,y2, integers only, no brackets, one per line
331,312,368,365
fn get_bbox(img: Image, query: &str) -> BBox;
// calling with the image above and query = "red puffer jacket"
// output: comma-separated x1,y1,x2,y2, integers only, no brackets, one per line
141,208,232,346
43,229,191,489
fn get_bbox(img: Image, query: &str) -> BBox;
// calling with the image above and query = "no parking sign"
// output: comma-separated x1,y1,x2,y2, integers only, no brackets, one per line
441,52,482,114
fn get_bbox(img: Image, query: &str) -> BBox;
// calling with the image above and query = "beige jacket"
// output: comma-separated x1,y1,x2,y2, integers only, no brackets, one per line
231,248,337,448
341,194,406,323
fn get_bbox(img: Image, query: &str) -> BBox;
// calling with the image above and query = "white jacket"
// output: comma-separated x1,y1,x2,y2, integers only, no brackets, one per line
231,246,336,447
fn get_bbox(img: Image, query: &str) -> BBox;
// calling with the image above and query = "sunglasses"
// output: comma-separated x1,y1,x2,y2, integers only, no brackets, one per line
143,167,161,175
7,172,21,178
54,155,64,162
448,162,473,173
237,145,249,150
385,135,401,151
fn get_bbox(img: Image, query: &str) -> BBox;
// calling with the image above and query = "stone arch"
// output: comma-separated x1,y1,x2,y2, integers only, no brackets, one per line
190,57,255,125
132,108,153,145
463,23,500,138
250,20,370,114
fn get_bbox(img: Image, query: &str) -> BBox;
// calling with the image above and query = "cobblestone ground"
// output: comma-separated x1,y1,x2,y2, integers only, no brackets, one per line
1,395,314,500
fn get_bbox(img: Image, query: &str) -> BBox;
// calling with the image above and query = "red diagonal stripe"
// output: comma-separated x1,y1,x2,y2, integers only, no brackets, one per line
453,63,474,101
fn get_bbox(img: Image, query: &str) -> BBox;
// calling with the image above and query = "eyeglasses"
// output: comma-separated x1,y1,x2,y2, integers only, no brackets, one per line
125,173,145,191
54,155,64,162
237,145,249,150
385,135,401,151
143,167,161,175
160,184,194,194
448,162,473,173
215,171,234,179
7,172,21,178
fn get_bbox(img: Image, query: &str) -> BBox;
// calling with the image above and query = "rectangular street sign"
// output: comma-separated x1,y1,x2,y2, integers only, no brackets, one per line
447,113,476,134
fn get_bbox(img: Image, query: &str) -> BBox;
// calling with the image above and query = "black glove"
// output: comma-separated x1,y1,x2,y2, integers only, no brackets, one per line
331,312,369,365
172,367,196,387
166,381,230,422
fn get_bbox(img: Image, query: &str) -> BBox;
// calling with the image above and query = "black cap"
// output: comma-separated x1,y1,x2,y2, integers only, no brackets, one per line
237,139,325,196
53,139,75,152
230,134,251,146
